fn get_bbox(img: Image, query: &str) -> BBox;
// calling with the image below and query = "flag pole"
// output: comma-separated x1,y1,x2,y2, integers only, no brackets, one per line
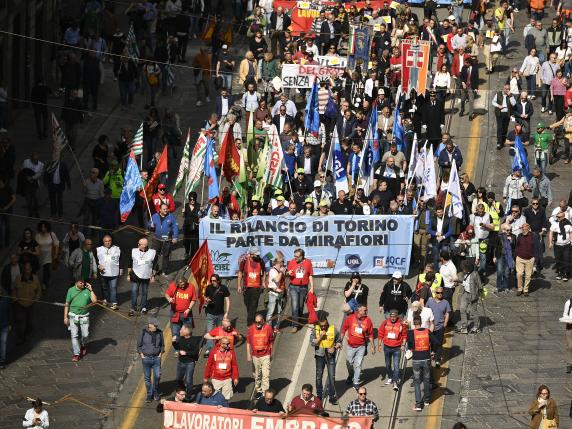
143,191,154,225
200,173,206,206
65,145,87,187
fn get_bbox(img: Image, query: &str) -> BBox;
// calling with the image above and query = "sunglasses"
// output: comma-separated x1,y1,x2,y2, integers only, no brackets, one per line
532,202,539,205
435,292,443,294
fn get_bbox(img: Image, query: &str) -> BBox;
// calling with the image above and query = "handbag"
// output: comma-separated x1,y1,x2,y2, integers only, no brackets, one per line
51,232,60,270
542,417,557,429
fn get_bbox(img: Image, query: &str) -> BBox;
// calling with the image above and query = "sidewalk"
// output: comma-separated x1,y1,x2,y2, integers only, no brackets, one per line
0,38,215,427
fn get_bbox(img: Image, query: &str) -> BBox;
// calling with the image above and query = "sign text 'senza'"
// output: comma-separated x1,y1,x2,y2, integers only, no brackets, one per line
199,215,414,276
281,64,344,88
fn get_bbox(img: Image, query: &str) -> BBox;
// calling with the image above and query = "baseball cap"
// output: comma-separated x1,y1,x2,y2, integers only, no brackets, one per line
392,270,403,279
251,195,260,202
158,183,166,190
148,317,159,327
276,195,285,201
274,189,283,196
249,247,260,256
297,168,305,174
319,200,328,207
314,180,321,187
389,308,400,315
304,197,313,204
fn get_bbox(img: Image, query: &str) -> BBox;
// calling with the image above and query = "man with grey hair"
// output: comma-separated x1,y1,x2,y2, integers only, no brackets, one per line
237,247,266,326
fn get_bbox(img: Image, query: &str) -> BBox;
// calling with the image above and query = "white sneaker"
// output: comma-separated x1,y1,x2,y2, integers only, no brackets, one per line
0,128,6,132
206,96,211,102
385,378,393,385
196,100,204,106
541,107,546,113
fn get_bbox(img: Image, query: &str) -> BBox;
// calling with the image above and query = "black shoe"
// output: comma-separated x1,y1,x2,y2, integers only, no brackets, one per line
459,111,464,117
523,292,529,297
329,397,338,405
255,392,263,400
516,291,523,296
496,144,503,150
345,376,353,385
566,365,572,373
469,114,475,121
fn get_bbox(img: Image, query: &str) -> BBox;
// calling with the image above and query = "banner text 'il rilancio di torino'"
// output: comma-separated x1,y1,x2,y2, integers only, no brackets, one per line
199,215,414,276
163,402,374,429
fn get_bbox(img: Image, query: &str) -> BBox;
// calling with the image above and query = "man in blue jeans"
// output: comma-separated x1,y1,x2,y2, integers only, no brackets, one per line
137,317,165,402
203,273,230,358
377,310,407,392
173,324,201,400
286,249,314,333
310,317,342,404
407,316,438,411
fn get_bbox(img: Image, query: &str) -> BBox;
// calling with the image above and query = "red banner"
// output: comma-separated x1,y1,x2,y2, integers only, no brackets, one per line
273,1,387,35
218,130,240,182
163,402,374,429
189,240,214,313
401,40,431,96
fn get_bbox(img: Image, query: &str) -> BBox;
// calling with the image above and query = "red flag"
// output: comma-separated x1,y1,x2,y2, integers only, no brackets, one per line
189,240,214,313
140,145,168,200
218,129,240,181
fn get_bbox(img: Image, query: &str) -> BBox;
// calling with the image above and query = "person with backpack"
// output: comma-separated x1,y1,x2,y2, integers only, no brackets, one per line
455,259,482,334
137,317,165,402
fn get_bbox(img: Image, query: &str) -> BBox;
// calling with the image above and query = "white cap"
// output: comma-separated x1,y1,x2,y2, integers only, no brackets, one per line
447,15,456,21
222,44,228,50
313,180,321,187
411,301,421,309
392,270,403,279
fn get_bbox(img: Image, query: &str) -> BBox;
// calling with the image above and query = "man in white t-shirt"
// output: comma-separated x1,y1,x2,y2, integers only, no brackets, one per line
548,212,572,281
406,301,434,331
266,257,285,328
550,200,572,224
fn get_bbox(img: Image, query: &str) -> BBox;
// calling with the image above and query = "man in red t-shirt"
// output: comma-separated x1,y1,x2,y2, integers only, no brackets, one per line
286,248,314,333
288,384,323,415
164,278,197,341
203,318,243,350
246,314,275,400
237,247,266,326
340,305,374,389
203,337,239,400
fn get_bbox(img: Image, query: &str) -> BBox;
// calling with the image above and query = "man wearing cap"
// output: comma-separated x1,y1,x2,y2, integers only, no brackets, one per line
271,195,289,215
531,122,552,173
379,271,412,320
216,45,235,93
287,248,314,333
238,247,266,326
152,183,175,213
310,180,331,207
292,168,312,195
137,317,165,402
314,200,333,216
377,310,407,391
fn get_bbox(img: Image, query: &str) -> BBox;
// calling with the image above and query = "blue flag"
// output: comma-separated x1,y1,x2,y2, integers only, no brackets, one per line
119,150,143,223
393,104,405,153
360,105,379,189
304,79,320,134
512,135,531,180
332,128,349,194
204,138,220,201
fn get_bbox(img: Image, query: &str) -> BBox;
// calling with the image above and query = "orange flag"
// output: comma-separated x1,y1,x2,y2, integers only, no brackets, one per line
141,145,168,200
218,128,240,181
189,240,214,313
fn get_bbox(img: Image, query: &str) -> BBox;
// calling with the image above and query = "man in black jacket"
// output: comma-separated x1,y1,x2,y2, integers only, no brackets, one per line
459,56,479,121
137,317,165,402
330,190,353,215
173,324,201,399
45,161,71,218
296,146,320,178
269,7,292,57
378,271,412,319
319,13,342,55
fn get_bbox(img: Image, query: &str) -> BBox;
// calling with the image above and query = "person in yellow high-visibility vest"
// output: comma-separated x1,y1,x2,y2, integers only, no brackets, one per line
484,191,504,265
310,317,342,404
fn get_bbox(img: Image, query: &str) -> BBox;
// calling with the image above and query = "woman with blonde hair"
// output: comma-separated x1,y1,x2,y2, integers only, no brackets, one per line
239,51,258,89
528,385,559,429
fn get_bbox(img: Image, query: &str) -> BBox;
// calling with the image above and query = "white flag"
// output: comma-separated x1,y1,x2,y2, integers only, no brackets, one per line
446,159,464,219
422,145,437,200
406,133,419,182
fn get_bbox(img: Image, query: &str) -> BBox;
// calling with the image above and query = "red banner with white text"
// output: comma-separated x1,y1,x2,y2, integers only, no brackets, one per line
273,1,388,35
163,402,374,429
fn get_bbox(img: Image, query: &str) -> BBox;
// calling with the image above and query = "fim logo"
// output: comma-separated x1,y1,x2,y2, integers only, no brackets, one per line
211,250,231,271
313,259,336,269
345,254,362,269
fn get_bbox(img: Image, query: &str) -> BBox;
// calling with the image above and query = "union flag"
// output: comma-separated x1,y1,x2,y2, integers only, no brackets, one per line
189,240,215,313
218,127,240,181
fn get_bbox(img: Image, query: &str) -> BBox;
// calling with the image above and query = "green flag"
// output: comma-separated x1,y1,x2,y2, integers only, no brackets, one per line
173,129,190,197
